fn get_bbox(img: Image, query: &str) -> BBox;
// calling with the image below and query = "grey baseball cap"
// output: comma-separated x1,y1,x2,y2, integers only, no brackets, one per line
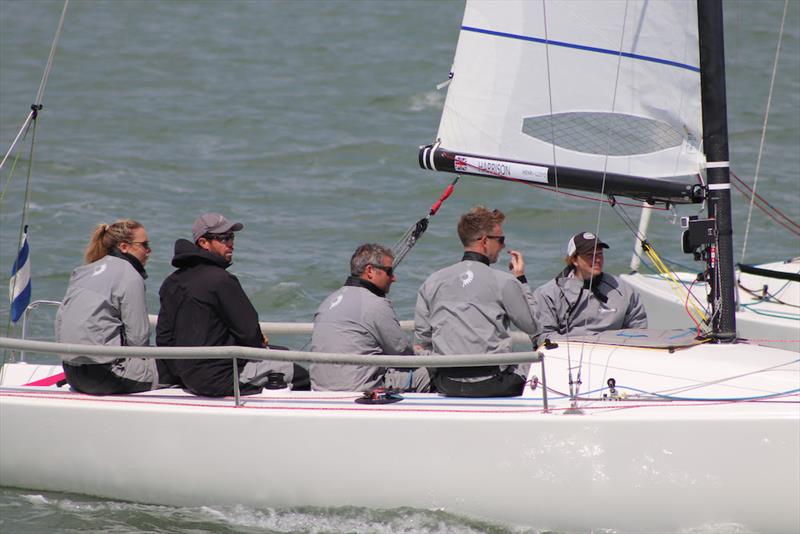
192,212,244,242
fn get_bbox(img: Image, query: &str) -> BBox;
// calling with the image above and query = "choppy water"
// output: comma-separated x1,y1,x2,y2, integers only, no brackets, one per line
1,1,798,532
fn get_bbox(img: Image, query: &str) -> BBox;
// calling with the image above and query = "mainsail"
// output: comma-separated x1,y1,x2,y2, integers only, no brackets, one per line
420,0,705,204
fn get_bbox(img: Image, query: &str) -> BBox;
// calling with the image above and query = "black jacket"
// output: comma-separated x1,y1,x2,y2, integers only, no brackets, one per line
156,239,264,396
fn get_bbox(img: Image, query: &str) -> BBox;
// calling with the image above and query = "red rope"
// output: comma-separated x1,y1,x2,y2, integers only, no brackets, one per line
732,172,800,229
733,181,800,237
23,372,65,387
685,277,705,337
732,172,800,235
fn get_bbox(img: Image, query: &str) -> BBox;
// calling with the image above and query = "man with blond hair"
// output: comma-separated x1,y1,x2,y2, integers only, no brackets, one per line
414,206,539,397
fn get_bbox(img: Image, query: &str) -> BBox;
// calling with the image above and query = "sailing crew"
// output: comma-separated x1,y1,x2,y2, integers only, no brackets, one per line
155,212,309,396
414,206,539,397
56,220,176,395
532,231,647,347
310,243,431,392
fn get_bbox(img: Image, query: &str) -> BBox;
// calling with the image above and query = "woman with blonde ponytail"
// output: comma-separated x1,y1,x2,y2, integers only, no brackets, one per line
55,219,176,394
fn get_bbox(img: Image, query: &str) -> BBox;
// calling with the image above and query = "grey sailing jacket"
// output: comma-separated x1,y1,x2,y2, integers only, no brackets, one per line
414,256,539,380
532,269,647,347
56,255,150,364
310,278,412,391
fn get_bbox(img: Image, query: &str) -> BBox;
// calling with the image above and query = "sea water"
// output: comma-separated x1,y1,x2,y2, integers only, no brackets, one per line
0,1,797,532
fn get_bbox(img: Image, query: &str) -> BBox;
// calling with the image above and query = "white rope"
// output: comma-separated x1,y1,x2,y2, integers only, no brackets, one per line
0,112,34,174
541,0,579,399
741,0,789,263
573,0,632,398
540,0,560,230
35,0,69,106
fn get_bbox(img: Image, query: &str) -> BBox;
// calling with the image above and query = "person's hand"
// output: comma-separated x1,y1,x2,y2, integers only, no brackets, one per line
508,250,525,277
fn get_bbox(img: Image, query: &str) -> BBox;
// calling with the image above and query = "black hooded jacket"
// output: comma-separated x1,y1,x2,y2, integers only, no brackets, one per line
156,239,264,396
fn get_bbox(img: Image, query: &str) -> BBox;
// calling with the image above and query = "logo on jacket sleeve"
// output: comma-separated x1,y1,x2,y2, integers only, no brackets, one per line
460,269,474,287
92,264,107,277
329,294,344,309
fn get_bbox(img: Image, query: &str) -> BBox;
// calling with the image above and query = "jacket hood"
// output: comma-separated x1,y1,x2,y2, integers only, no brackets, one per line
171,238,231,269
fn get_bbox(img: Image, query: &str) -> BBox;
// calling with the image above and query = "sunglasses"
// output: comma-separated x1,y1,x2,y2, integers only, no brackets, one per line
370,264,394,277
486,235,506,245
204,232,235,244
129,240,151,251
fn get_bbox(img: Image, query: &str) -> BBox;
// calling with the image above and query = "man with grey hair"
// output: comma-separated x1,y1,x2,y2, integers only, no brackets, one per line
414,206,539,397
310,243,430,392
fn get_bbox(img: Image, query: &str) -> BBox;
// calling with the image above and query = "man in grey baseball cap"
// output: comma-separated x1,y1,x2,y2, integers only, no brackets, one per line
191,212,244,243
156,212,309,396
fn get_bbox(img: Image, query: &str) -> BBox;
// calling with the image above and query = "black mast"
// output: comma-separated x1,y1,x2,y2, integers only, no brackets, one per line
697,0,737,340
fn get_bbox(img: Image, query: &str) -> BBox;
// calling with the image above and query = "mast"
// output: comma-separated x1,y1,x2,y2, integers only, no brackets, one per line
697,0,737,340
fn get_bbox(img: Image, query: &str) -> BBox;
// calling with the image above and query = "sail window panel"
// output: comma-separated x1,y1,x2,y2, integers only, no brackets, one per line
521,112,686,156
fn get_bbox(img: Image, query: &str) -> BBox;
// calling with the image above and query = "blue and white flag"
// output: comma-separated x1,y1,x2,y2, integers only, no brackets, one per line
9,226,31,323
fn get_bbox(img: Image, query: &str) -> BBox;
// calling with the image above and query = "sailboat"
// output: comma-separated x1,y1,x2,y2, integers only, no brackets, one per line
1,1,798,532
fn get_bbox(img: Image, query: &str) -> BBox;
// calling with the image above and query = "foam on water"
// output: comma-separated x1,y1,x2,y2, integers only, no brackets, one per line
3,490,545,534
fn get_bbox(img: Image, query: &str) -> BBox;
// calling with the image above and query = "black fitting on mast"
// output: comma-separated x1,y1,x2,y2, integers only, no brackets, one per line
698,0,737,341
30,104,43,120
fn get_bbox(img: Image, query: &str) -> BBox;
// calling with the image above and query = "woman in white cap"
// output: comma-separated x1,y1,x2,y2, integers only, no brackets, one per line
532,231,647,347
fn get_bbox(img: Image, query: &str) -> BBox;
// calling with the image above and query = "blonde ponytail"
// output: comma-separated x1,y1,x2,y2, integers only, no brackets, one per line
83,219,143,263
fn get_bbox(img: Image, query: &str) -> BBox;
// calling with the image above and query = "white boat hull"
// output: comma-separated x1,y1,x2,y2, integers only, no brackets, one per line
621,260,800,351
2,341,798,533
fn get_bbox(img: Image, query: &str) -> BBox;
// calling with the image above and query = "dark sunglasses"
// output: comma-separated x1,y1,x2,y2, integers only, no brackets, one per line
486,235,506,245
370,264,394,277
129,240,151,250
204,232,235,244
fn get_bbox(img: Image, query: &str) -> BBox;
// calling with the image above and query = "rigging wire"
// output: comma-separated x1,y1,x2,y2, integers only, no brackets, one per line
391,176,459,268
540,0,579,402
0,0,68,174
2,0,69,357
566,0,634,402
4,121,39,343
732,172,800,237
0,130,30,204
610,203,710,326
741,0,791,262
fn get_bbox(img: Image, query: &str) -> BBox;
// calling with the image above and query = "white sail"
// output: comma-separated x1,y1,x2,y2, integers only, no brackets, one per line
436,0,703,181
